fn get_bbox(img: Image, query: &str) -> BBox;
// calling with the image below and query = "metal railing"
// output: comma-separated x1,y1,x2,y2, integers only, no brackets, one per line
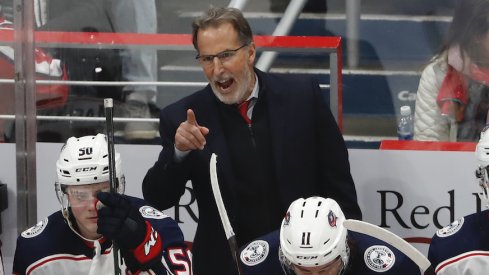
1,29,342,234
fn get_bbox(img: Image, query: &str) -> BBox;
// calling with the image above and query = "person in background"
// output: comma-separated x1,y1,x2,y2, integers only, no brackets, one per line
143,6,361,274
428,127,489,274
238,196,422,275
414,0,489,141
34,0,159,141
0,13,68,142
13,134,191,274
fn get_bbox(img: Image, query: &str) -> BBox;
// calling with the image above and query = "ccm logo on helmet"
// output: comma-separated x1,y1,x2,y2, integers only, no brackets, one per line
297,256,319,260
75,166,97,172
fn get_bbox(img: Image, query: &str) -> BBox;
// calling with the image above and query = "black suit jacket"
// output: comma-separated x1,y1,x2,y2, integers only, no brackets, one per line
143,69,361,274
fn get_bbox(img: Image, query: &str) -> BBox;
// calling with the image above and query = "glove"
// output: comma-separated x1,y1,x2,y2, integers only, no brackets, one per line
96,192,146,250
97,192,164,271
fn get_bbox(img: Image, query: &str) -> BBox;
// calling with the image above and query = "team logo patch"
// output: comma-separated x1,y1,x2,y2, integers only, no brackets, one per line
21,218,48,238
436,217,464,238
240,240,269,266
328,210,337,227
364,245,395,272
139,206,168,219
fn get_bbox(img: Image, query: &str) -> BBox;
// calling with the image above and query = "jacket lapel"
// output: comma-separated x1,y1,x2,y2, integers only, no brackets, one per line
257,70,287,180
197,87,239,216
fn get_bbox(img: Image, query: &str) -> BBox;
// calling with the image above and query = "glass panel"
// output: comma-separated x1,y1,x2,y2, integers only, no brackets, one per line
3,0,482,272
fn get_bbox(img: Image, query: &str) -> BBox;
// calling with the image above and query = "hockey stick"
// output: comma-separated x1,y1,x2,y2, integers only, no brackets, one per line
343,219,435,275
209,153,243,275
104,98,122,275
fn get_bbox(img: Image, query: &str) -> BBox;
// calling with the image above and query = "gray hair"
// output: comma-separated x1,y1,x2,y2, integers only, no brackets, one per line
191,6,253,51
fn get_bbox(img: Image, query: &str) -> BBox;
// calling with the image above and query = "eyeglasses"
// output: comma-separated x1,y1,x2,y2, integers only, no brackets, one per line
196,44,248,67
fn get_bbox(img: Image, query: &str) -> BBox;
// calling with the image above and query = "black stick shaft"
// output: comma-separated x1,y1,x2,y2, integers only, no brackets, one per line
229,236,244,275
104,98,122,275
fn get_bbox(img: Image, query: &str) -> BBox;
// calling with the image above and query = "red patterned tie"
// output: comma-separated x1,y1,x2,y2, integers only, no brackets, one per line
238,100,251,125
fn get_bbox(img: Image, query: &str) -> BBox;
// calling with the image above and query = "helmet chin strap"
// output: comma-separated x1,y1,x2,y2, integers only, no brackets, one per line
339,242,350,275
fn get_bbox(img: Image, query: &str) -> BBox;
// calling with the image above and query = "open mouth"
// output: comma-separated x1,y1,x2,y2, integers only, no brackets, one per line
216,78,234,90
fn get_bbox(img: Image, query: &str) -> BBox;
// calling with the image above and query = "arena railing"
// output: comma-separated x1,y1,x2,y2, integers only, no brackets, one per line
0,30,343,127
0,30,343,231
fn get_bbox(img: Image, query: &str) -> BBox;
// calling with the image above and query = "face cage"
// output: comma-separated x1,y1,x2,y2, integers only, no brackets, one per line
278,241,350,275
476,166,489,209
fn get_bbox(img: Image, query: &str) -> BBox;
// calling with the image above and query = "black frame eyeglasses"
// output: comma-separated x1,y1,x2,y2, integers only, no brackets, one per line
195,44,248,67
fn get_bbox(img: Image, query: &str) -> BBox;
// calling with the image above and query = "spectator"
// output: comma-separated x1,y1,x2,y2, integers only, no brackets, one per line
0,14,68,142
428,127,489,274
238,197,423,274
34,0,158,141
143,6,361,274
414,0,489,141
13,134,191,274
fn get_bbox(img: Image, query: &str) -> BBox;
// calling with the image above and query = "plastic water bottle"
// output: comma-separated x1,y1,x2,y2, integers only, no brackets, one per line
397,105,414,140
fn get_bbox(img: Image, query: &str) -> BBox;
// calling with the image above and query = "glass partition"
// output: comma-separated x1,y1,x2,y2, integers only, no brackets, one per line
0,0,478,272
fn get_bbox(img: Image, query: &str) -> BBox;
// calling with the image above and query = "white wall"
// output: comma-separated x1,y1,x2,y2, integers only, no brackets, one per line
0,143,480,272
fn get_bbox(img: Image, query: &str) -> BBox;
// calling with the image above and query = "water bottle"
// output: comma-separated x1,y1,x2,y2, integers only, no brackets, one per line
397,105,414,140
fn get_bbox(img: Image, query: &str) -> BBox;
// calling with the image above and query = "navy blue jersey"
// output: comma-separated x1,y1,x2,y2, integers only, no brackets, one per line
238,230,421,274
428,210,489,274
13,195,191,275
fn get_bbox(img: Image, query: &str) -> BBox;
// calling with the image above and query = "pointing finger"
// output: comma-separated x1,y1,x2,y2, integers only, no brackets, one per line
187,109,198,126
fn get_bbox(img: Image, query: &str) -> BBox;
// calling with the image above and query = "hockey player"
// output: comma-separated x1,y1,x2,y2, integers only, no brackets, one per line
238,197,422,275
428,128,489,274
13,134,191,275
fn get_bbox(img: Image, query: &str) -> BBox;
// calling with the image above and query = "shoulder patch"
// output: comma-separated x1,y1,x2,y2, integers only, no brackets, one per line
21,218,48,238
364,245,395,272
240,240,269,266
139,205,168,219
436,217,464,238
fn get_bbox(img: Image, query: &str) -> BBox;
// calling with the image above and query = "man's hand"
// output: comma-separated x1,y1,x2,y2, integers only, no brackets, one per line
175,109,209,151
96,192,146,250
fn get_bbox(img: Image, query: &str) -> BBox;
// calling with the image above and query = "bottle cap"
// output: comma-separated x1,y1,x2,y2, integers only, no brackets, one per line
400,105,411,116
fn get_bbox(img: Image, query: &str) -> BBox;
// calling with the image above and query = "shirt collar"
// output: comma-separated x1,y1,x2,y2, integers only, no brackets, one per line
245,73,259,101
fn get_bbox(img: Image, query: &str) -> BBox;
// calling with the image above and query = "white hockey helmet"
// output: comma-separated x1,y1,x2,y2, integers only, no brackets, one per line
475,128,489,208
279,197,349,270
55,134,125,210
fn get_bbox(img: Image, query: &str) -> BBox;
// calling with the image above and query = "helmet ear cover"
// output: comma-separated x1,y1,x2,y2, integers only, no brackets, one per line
279,197,349,270
55,182,69,210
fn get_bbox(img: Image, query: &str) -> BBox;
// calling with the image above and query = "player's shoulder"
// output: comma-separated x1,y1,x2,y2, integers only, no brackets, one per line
428,211,488,265
348,231,421,274
18,211,64,242
15,211,67,267
239,230,283,275
127,195,170,220
431,211,484,243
